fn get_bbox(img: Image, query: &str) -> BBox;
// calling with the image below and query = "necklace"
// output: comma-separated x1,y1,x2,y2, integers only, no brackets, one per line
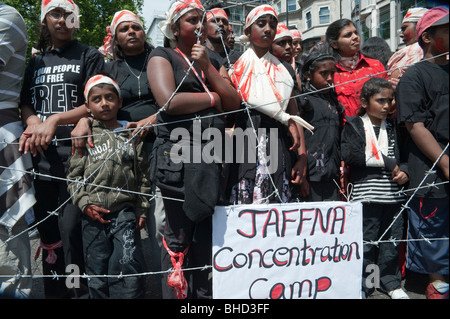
123,49,149,98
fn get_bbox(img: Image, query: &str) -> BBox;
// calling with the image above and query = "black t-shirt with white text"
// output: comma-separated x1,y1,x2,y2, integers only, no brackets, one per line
20,40,104,138
20,40,105,178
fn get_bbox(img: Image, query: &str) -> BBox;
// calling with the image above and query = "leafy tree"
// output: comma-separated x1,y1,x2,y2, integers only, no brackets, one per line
2,0,144,60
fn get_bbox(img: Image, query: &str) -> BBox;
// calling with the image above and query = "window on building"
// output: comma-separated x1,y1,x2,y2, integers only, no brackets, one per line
288,0,296,12
378,5,390,39
400,0,443,18
361,19,370,42
306,11,312,29
233,24,243,37
229,6,243,22
277,1,281,13
319,7,330,24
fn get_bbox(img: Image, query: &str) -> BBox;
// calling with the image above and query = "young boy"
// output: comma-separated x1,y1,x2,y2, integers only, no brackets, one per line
67,74,150,299
395,7,449,299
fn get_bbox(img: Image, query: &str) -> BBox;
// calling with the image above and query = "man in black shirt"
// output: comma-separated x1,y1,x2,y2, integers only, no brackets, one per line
396,6,449,299
204,6,241,69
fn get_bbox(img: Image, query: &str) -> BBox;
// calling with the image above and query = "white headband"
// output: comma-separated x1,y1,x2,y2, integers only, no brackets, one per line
245,5,277,29
158,0,204,48
40,0,80,28
110,10,143,36
402,7,428,23
274,23,292,41
84,75,121,101
240,5,278,44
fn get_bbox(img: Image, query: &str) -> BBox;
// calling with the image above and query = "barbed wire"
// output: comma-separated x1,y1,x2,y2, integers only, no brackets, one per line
376,143,449,243
0,264,212,280
3,51,448,149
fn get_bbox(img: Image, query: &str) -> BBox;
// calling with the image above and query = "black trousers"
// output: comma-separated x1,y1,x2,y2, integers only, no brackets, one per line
33,179,86,298
301,180,340,202
160,188,212,299
362,202,403,293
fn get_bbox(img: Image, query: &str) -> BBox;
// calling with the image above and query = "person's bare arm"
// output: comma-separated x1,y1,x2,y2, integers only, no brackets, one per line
20,104,90,156
19,104,43,155
148,56,220,115
406,121,449,180
191,44,240,112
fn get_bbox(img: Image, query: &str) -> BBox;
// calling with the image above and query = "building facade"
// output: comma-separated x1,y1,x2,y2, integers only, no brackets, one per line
147,11,167,48
201,0,270,52
146,0,447,52
272,0,448,52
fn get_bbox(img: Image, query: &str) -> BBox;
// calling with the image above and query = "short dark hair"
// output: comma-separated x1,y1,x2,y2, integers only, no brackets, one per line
360,37,392,68
417,25,439,49
358,77,393,116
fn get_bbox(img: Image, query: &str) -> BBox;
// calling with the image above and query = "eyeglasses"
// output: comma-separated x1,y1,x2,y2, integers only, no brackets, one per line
48,10,73,20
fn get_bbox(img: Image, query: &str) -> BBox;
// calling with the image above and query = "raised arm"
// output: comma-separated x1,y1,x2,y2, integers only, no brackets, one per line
191,44,240,112
148,55,218,115
406,121,449,180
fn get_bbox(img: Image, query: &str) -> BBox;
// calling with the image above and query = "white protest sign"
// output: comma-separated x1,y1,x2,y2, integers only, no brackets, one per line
212,201,363,299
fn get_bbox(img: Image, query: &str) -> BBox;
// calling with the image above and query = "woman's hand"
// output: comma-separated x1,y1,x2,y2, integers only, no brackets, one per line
19,122,41,156
71,117,94,156
126,114,158,144
191,43,211,72
19,115,57,156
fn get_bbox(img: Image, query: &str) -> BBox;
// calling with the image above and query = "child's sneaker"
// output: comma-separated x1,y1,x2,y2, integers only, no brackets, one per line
426,281,449,299
388,288,410,299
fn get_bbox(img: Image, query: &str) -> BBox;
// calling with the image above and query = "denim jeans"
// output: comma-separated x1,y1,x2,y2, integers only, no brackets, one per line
407,197,449,275
82,206,146,299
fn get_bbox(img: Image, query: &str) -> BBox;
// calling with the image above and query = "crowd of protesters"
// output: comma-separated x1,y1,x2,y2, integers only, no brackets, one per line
0,0,448,300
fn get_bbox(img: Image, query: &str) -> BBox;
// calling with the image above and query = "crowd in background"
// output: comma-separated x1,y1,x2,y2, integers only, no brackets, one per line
0,0,448,300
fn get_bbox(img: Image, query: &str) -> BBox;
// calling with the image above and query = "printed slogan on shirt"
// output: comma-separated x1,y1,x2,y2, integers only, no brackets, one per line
32,64,81,120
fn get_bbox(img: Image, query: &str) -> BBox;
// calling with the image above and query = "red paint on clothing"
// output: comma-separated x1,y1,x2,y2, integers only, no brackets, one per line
372,140,380,160
334,54,388,117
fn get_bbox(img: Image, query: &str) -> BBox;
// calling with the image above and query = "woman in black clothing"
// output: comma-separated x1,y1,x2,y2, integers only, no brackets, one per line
149,0,240,299
19,0,104,298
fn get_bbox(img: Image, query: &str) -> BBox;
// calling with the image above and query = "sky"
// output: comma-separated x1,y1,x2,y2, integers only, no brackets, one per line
141,0,175,27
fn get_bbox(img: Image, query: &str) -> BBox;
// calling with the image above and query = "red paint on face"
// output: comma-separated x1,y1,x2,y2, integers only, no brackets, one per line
178,9,206,47
400,22,416,46
249,15,277,54
402,28,414,44
435,36,445,52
